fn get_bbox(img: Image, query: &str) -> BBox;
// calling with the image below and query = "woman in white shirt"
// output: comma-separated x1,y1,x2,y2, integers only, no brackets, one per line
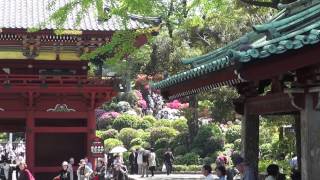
148,148,156,177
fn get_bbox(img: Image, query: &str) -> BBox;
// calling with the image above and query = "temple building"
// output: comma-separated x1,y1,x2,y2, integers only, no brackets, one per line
153,1,320,179
0,0,160,179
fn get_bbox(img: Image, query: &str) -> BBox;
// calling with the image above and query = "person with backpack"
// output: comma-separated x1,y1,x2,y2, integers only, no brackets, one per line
17,162,34,180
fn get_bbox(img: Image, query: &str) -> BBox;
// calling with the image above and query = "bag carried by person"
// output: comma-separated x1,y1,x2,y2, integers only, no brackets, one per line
161,164,166,172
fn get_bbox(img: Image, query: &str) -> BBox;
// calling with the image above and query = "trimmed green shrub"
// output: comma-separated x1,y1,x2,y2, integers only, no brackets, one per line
104,129,119,139
153,119,172,128
141,141,151,149
112,114,142,130
137,130,151,142
173,165,201,172
225,124,241,143
175,153,200,165
143,115,157,124
172,118,188,132
118,128,139,148
96,130,105,139
104,138,123,150
130,138,145,147
155,138,170,150
133,120,152,130
149,127,178,144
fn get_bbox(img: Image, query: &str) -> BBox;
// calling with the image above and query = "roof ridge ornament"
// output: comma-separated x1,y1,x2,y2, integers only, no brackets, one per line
278,0,311,10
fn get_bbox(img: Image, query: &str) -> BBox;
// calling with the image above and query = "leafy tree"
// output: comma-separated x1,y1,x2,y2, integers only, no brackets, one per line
225,124,241,143
192,124,224,157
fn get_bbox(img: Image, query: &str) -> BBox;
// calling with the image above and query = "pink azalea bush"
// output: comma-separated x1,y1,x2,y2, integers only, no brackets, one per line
100,112,120,120
138,99,147,109
166,100,189,110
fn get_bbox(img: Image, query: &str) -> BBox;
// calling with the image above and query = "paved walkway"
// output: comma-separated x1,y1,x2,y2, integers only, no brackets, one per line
128,174,215,180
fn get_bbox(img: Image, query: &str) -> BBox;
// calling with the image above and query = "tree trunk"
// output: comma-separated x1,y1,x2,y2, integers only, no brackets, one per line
188,95,199,143
145,43,159,75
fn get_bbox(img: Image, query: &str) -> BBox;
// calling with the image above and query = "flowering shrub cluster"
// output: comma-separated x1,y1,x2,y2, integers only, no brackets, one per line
166,100,189,110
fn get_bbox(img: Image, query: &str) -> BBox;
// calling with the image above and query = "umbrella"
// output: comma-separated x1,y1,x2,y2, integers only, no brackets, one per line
110,146,127,154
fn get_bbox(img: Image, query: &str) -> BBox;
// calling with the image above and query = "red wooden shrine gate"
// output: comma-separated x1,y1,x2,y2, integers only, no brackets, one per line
0,60,118,179
0,0,160,178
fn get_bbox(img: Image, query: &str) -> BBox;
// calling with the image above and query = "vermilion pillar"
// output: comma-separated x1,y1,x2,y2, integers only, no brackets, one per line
26,111,35,172
87,109,96,169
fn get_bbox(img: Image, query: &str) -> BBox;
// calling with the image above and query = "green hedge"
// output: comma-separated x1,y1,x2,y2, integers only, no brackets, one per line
173,165,201,172
112,114,142,131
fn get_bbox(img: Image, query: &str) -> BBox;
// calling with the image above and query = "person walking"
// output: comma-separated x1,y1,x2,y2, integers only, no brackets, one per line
77,159,93,180
141,150,149,178
202,164,215,180
129,149,138,174
234,157,255,180
54,161,71,180
215,166,227,180
94,158,106,180
148,148,156,177
137,149,143,175
84,158,92,170
163,148,174,175
265,164,285,180
67,157,75,180
8,160,19,180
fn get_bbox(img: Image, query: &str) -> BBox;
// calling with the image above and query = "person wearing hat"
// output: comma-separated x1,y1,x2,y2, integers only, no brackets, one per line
234,157,255,180
76,159,93,180
53,161,71,180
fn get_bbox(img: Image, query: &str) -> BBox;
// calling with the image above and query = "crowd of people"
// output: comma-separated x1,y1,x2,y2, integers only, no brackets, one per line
201,153,300,180
0,140,301,180
128,148,173,178
53,155,128,180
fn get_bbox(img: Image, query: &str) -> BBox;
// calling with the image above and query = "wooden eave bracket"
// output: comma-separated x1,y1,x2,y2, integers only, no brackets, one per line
308,86,320,110
284,88,304,110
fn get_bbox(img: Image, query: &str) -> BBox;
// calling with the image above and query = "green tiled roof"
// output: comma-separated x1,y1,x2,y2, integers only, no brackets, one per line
152,2,320,91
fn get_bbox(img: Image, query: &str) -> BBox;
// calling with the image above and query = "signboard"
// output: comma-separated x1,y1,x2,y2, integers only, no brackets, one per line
90,137,104,158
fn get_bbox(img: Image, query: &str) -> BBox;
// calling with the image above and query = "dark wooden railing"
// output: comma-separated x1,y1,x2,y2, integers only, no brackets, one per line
0,74,119,87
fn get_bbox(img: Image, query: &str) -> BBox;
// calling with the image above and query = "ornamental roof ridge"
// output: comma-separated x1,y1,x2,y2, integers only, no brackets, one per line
0,0,161,32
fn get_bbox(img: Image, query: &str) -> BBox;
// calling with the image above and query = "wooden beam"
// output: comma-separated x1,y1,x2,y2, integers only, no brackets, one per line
34,112,88,119
241,43,320,81
33,127,88,133
245,93,298,115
